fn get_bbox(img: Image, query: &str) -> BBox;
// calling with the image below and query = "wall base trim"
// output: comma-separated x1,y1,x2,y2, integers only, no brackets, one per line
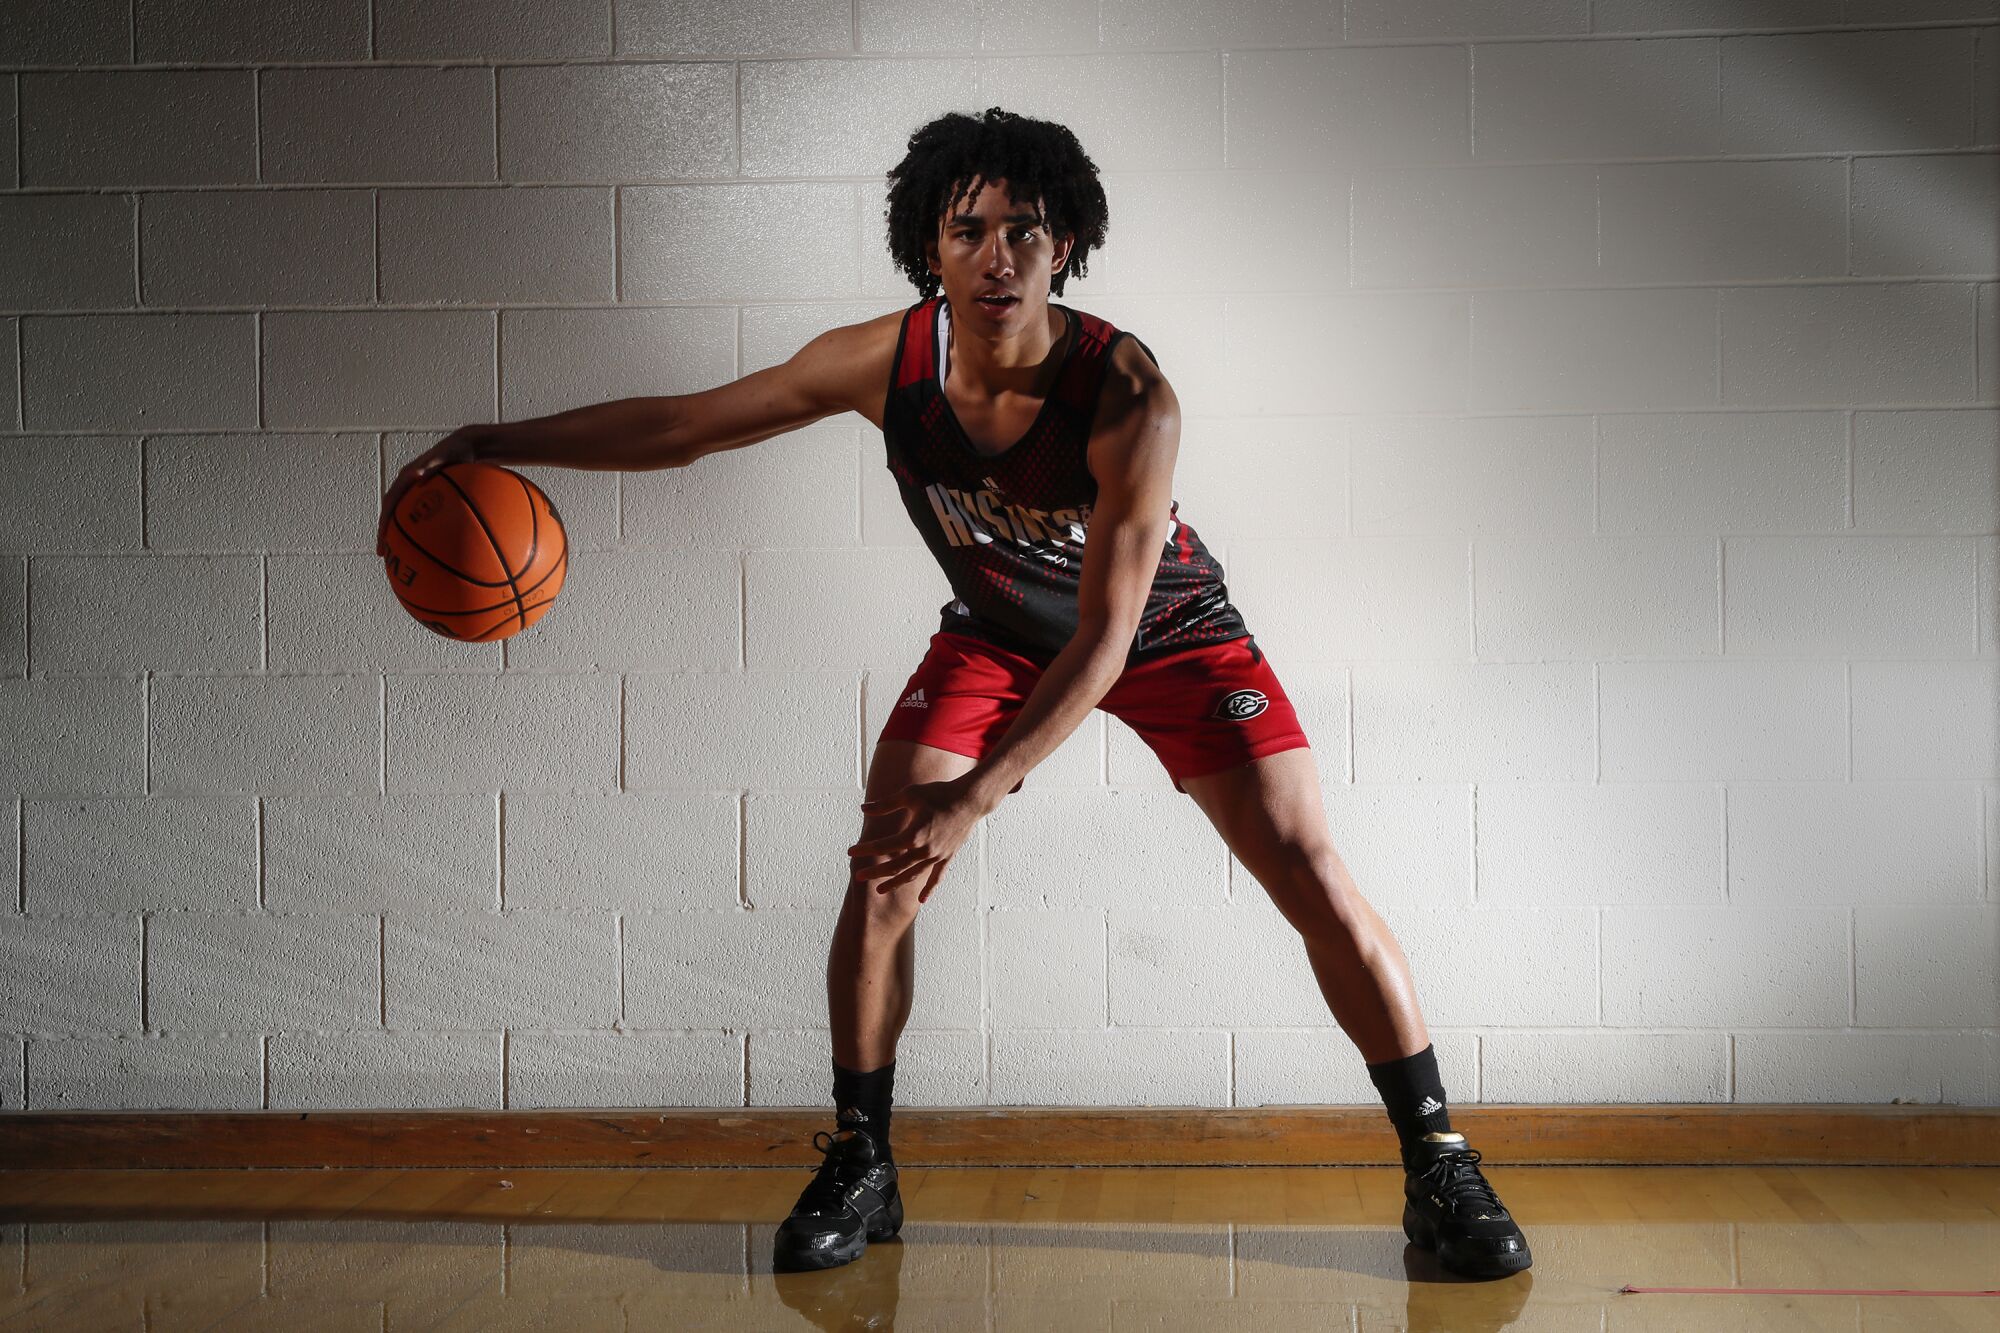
3,1104,1995,1169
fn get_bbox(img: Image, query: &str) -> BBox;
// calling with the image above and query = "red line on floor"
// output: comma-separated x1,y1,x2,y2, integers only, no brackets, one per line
1621,1285,2000,1298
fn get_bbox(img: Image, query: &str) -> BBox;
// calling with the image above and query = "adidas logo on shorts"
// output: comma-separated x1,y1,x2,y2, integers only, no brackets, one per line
899,688,929,709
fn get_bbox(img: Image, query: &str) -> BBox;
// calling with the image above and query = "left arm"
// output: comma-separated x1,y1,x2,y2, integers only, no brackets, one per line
960,340,1182,813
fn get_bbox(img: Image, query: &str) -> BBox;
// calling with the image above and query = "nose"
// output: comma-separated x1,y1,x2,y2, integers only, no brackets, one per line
983,238,1015,278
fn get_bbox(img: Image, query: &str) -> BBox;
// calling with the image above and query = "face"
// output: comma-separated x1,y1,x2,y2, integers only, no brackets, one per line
925,175,1074,326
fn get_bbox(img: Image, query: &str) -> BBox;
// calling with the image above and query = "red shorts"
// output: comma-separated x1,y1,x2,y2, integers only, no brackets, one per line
878,630,1311,794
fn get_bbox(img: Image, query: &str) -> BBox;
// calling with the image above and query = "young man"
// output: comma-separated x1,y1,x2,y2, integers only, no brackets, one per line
378,107,1530,1282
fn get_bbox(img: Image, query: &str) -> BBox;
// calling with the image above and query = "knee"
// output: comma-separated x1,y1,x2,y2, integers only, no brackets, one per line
1267,849,1367,943
845,863,932,927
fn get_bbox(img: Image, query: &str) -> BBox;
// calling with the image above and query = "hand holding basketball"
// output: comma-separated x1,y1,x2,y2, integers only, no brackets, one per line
377,425,491,559
379,449,568,643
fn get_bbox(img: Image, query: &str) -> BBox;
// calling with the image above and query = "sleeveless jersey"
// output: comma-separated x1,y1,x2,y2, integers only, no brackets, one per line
881,294,1250,668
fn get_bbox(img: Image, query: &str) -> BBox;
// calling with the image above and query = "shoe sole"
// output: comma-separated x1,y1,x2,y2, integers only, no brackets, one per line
772,1190,905,1272
1403,1201,1533,1280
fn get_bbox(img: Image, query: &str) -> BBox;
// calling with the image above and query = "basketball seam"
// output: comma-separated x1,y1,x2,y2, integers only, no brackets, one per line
392,545,567,618
438,466,528,634
512,470,542,581
389,509,510,587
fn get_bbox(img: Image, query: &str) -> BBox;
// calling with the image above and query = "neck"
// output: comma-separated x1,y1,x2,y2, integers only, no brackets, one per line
945,299,1067,398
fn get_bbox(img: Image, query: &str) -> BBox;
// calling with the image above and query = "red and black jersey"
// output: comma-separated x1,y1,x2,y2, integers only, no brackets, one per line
881,294,1250,668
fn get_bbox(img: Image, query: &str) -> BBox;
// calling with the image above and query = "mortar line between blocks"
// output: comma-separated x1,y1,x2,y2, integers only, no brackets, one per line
1719,783,1729,904
1845,411,1855,530
252,70,261,184
1848,909,1857,1025
1844,156,1853,276
496,791,506,910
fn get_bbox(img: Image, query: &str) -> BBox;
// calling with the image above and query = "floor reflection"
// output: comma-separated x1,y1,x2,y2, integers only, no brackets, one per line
2,1169,1996,1332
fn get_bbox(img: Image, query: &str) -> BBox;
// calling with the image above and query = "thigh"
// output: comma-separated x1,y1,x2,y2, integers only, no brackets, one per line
852,631,1040,907
849,739,980,908
1180,746,1355,936
864,737,978,801
1100,633,1312,795
875,630,1043,797
1179,745,1337,883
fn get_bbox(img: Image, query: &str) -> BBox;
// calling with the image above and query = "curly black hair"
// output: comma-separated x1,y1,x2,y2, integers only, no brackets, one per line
883,107,1110,301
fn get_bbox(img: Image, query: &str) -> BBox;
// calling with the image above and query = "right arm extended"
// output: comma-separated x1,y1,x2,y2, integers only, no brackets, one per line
376,321,869,556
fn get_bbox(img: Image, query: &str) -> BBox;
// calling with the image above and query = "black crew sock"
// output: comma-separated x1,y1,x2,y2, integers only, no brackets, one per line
831,1057,895,1160
1365,1043,1454,1164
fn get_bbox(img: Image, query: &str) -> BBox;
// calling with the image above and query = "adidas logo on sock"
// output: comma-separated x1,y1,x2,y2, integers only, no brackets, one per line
898,688,929,709
1416,1096,1444,1116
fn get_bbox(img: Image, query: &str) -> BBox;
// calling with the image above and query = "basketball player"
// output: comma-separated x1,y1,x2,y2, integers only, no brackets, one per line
378,107,1530,1282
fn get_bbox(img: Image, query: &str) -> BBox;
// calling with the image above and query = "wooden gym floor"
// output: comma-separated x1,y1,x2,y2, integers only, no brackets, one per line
1,1165,1997,1331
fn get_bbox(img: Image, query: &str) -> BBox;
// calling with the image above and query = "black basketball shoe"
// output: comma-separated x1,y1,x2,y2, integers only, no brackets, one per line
1399,1132,1532,1279
772,1125,904,1273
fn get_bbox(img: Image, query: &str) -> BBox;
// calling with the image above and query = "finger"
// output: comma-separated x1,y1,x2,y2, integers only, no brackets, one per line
848,848,898,873
853,845,919,876
916,859,946,904
864,849,929,886
846,823,909,856
848,844,909,874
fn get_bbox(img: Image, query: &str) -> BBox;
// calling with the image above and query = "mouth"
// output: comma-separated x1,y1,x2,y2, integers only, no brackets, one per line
973,293,1020,314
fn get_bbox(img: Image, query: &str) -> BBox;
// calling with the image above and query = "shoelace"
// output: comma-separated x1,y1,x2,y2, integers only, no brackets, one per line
1418,1147,1506,1216
796,1129,870,1213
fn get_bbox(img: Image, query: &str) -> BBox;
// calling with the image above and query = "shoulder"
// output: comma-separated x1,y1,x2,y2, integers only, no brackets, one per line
796,303,920,427
1092,324,1178,435
823,304,913,371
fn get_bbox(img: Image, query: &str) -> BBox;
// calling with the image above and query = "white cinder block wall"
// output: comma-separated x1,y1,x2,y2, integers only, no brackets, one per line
0,1,1995,1114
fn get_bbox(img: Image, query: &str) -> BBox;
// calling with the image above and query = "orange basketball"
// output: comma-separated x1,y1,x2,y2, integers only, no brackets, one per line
381,461,567,642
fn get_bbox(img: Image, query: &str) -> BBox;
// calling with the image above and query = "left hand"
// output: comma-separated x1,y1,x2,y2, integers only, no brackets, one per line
847,774,990,902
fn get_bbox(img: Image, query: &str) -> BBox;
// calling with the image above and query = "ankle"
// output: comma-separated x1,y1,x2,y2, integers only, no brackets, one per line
832,1056,896,1156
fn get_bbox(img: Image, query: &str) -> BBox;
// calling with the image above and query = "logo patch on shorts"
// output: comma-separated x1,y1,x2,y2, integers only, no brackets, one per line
1212,688,1269,721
